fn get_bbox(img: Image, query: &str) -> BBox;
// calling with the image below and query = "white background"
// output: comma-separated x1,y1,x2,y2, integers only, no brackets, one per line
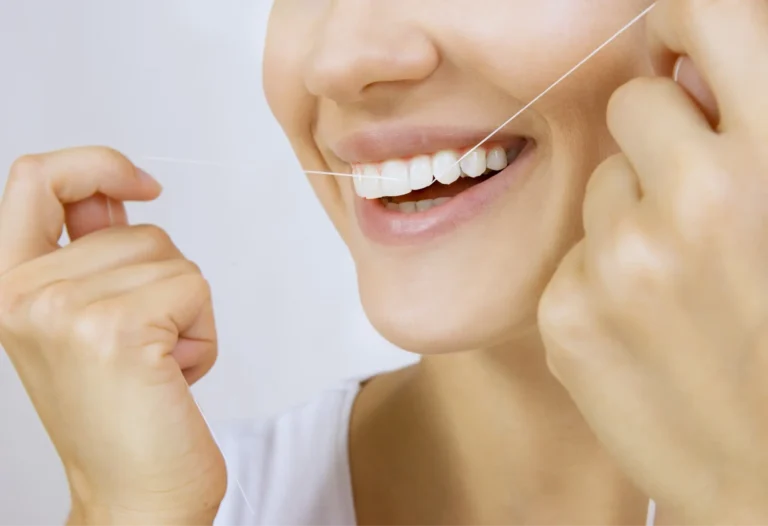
0,2,414,523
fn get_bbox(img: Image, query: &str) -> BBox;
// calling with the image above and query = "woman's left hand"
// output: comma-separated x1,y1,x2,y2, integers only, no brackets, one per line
538,0,768,522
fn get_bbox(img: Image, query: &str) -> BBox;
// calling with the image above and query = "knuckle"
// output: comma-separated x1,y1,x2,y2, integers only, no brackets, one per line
70,308,124,360
675,173,733,236
606,81,635,123
539,293,595,379
607,77,656,119
187,273,212,297
70,314,104,356
8,154,43,182
538,254,592,340
583,154,628,210
89,145,133,172
28,281,79,323
132,224,175,253
607,77,673,134
667,148,733,238
584,155,615,196
539,286,590,342
605,218,671,289
177,259,202,275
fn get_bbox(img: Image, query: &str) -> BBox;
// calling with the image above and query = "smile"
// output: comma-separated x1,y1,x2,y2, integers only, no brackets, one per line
353,141,526,204
339,131,536,245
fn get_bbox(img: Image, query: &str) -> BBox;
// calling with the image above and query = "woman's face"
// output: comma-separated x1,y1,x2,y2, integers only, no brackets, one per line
263,1,653,353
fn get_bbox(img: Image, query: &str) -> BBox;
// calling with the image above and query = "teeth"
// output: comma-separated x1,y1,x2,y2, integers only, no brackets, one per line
385,197,451,214
416,200,433,212
360,165,382,199
380,160,411,197
432,151,462,185
409,155,433,190
487,146,509,171
460,149,487,178
352,143,523,199
352,165,364,196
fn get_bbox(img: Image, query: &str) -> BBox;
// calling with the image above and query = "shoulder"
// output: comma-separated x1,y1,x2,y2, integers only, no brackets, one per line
211,380,360,526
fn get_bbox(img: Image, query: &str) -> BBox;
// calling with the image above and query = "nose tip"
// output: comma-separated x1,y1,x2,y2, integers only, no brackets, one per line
304,24,439,104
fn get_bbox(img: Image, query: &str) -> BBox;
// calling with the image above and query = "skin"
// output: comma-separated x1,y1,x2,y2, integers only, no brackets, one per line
264,1,654,523
1,0,767,524
264,0,653,354
264,0,768,524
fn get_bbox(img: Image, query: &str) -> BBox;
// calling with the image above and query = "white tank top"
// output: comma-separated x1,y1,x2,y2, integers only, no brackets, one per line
211,379,656,525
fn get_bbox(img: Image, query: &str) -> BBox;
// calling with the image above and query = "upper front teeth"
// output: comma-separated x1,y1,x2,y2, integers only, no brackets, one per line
380,160,411,197
353,145,514,199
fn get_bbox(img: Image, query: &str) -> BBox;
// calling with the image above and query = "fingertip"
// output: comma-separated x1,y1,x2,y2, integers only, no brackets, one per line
135,167,164,194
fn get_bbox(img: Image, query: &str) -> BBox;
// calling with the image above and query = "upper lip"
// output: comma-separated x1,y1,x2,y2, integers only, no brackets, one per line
331,125,529,164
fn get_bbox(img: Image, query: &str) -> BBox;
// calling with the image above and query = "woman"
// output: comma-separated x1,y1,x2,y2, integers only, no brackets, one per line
1,0,767,524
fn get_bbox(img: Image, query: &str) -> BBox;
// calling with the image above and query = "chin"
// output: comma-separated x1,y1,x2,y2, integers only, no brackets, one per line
337,137,592,356
355,247,553,355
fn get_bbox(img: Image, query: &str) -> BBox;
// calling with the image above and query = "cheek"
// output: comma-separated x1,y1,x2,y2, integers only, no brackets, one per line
263,11,349,236
438,1,650,107
262,28,311,147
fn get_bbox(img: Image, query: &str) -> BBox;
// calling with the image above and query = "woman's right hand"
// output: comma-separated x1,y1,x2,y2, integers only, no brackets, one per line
0,147,227,525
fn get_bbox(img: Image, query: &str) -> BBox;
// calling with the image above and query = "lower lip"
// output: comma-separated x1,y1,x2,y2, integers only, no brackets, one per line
354,142,537,246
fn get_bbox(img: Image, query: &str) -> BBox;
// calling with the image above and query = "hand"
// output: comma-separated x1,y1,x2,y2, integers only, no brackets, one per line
0,147,226,524
538,0,768,523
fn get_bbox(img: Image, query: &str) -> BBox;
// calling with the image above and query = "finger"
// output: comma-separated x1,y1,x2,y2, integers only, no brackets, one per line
607,76,714,201
538,241,595,383
648,0,768,132
65,195,129,241
674,56,720,128
583,154,641,242
8,225,183,292
71,259,200,306
174,307,218,385
81,260,216,381
0,147,162,273
105,273,217,359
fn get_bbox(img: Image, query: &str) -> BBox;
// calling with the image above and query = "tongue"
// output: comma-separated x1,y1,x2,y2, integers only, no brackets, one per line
388,173,493,204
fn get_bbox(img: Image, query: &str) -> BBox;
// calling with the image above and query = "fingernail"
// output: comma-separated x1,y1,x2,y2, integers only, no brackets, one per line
673,55,685,82
136,167,163,191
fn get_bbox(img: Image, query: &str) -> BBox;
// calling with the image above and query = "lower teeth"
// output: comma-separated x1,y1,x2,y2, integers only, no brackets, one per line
385,197,451,213
382,166,505,213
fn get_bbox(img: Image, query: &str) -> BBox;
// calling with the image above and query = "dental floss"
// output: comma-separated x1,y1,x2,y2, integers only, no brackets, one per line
195,399,257,517
137,156,396,180
435,2,657,180
102,200,256,517
289,2,657,181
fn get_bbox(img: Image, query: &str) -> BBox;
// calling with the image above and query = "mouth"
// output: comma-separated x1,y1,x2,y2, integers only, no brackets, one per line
349,137,536,245
352,140,528,212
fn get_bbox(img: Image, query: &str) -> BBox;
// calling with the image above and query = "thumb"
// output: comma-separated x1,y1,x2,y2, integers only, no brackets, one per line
65,194,129,241
674,55,720,128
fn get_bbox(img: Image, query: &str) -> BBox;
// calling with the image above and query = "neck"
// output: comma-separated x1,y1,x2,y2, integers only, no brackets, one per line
350,329,649,525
